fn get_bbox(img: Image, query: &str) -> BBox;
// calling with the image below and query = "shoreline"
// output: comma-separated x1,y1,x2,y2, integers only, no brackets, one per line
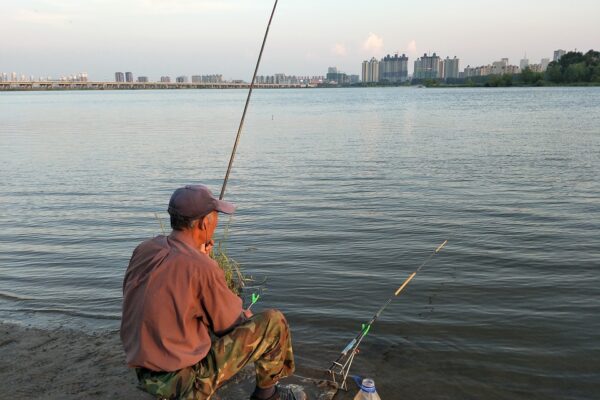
0,321,148,399
1,83,599,92
0,321,344,400
0,82,312,92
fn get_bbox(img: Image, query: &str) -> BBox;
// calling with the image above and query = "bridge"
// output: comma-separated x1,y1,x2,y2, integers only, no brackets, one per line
0,81,313,91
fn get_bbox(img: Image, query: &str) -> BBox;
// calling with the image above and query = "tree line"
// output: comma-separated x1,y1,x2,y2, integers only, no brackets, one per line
541,50,600,84
492,50,600,86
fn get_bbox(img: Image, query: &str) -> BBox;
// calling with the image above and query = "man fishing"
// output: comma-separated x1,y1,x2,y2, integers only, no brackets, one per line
120,184,303,400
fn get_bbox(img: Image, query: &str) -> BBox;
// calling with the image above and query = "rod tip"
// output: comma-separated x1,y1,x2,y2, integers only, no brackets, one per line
435,240,448,253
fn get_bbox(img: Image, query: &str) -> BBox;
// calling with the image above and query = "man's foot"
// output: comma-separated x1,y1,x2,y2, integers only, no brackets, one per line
250,384,307,400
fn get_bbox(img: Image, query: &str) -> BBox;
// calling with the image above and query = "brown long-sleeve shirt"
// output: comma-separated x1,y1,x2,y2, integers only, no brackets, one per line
120,230,243,372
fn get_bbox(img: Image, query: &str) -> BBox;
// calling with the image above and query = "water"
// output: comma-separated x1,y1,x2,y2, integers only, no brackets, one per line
1,87,599,399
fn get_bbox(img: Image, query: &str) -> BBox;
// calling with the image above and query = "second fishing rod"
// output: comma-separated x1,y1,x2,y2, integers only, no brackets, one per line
328,239,449,390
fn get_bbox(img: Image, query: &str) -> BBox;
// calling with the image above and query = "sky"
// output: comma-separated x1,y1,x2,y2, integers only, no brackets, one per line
1,0,599,81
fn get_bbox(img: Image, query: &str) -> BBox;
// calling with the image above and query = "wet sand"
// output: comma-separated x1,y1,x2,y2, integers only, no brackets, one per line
0,322,344,400
0,322,149,399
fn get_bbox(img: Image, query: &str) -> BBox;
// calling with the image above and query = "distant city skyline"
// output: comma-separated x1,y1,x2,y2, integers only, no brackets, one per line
1,0,599,80
0,48,574,84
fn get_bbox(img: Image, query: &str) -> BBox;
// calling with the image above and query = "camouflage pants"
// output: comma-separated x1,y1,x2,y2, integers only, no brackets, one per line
136,309,295,400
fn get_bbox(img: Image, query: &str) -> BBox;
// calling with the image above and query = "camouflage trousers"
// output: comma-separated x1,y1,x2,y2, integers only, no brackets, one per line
136,309,295,400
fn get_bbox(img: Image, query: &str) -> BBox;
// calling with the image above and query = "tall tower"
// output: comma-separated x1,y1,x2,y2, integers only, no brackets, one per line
442,56,460,79
519,53,529,71
414,53,442,79
361,60,369,82
361,58,380,82
379,53,409,83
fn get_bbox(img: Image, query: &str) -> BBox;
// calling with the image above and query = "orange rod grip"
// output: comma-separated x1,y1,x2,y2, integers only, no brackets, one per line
394,272,417,296
435,240,448,253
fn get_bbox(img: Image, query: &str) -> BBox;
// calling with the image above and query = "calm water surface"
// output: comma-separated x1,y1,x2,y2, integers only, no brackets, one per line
1,88,599,399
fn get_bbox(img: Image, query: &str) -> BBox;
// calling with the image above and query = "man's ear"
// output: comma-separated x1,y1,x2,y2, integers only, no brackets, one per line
199,215,208,230
189,218,200,231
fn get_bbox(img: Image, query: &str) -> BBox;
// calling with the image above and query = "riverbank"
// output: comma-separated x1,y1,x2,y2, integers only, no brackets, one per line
0,82,311,91
0,322,146,399
2,81,599,92
0,322,341,399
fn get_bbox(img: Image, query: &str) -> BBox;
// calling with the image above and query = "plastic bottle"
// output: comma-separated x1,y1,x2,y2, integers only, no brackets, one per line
353,378,381,400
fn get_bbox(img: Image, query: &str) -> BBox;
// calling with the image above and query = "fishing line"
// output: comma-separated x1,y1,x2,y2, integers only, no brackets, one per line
214,0,278,307
220,0,279,200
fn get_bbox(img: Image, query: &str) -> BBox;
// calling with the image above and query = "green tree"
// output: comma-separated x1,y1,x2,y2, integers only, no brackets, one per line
545,63,562,83
521,67,544,85
565,62,588,82
485,75,500,87
501,74,513,86
485,74,513,87
593,65,600,83
544,50,600,84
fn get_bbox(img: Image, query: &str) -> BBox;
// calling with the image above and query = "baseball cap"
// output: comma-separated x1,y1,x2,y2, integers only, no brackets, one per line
168,185,236,219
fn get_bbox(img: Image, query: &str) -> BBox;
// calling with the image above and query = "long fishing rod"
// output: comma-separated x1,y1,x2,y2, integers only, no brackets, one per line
220,0,279,200
328,240,448,390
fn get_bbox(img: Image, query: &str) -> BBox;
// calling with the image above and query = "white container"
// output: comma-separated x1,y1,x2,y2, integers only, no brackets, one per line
353,378,381,400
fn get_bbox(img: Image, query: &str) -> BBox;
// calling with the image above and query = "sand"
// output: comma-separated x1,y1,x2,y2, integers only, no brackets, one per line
0,322,342,400
0,322,149,399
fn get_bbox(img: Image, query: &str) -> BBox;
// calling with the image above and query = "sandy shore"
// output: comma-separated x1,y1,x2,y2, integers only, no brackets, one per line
0,322,342,400
0,322,151,399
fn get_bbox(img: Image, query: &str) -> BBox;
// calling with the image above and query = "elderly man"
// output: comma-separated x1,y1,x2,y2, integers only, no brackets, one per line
120,185,302,400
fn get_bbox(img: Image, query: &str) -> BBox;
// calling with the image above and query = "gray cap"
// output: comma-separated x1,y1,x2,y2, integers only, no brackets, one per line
168,185,236,219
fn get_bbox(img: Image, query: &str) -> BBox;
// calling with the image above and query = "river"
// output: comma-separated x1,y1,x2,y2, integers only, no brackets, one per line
1,87,599,399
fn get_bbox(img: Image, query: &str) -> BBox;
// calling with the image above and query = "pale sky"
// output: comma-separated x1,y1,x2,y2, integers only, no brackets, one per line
1,0,599,80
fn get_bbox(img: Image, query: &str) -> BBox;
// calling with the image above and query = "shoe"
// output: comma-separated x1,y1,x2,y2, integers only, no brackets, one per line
276,384,306,400
250,384,307,400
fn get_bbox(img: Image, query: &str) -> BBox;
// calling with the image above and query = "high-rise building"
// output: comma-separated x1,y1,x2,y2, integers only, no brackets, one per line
484,58,519,75
191,75,202,83
198,74,223,83
442,56,460,79
326,67,349,84
137,76,149,83
463,64,492,77
11,72,17,81
414,53,443,79
491,59,508,75
274,73,286,84
528,64,544,73
361,57,380,83
553,49,566,62
125,72,134,82
379,53,409,83
160,76,171,83
115,72,125,82
519,56,529,71
540,58,550,71
490,58,520,75
176,76,189,83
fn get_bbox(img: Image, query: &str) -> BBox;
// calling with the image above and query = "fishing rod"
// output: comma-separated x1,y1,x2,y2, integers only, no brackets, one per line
220,0,279,200
328,240,449,390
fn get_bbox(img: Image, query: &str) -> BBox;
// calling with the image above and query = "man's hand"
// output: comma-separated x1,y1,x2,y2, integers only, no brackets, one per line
200,239,215,255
